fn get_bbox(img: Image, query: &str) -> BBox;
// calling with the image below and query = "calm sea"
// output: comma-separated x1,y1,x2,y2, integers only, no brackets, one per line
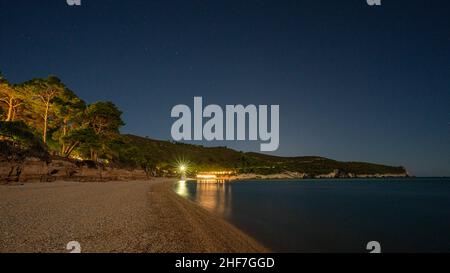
173,178,450,253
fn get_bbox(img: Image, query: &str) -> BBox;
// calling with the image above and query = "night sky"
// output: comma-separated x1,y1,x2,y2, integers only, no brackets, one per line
1,0,449,176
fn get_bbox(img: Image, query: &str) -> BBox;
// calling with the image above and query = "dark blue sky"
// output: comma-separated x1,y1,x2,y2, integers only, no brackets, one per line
1,0,449,176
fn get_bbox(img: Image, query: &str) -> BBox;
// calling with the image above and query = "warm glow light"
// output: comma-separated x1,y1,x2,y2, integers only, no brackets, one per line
179,164,186,172
175,180,188,197
196,171,233,177
196,174,217,179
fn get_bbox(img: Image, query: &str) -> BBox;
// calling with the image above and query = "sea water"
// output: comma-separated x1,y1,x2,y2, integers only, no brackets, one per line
173,178,450,252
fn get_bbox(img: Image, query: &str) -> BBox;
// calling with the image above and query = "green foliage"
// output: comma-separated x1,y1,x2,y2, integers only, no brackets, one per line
86,101,124,135
21,76,72,143
61,128,100,158
0,74,406,177
0,121,35,142
0,76,26,122
108,134,406,176
51,88,86,154
83,101,125,160
0,121,47,158
0,75,125,161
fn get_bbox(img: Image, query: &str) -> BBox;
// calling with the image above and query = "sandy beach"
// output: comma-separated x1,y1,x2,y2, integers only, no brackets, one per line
0,178,267,253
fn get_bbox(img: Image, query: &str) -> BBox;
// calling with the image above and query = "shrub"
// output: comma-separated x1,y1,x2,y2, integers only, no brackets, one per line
0,121,48,159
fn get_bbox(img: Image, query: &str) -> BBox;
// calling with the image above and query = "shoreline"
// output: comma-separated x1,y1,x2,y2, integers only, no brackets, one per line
0,178,267,253
150,180,268,252
187,176,414,182
226,172,409,180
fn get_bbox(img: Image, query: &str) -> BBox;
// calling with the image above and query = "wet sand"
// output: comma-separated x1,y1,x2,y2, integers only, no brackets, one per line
0,178,267,253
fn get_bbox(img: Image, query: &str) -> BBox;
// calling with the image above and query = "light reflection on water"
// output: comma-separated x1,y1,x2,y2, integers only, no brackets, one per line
174,179,450,252
173,180,232,217
174,180,189,197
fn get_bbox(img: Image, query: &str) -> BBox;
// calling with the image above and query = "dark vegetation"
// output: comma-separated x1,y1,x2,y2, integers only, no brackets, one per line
120,135,406,175
0,73,406,176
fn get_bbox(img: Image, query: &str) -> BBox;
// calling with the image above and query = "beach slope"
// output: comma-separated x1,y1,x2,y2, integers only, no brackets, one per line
0,179,266,253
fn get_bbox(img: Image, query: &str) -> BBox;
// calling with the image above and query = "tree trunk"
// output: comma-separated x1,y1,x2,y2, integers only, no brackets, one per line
61,119,68,155
6,98,13,121
43,100,49,143
65,141,79,157
11,107,16,121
